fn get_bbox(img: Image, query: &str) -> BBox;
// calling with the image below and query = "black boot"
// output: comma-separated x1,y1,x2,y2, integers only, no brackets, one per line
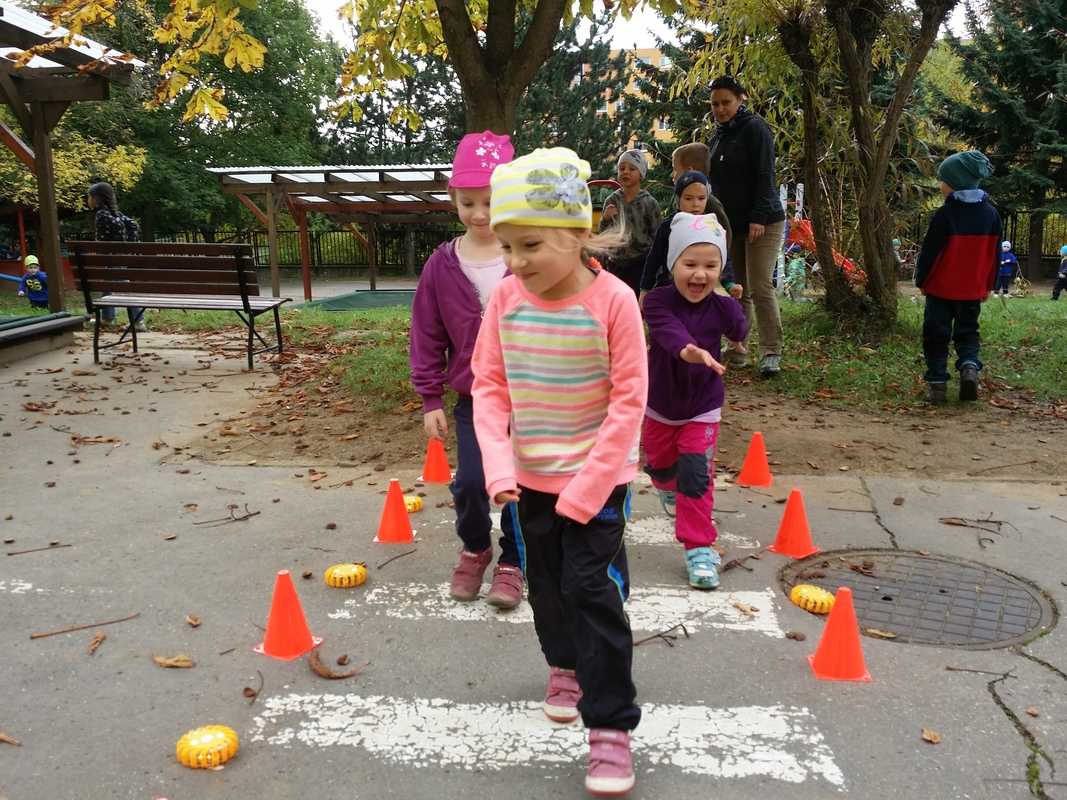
959,365,979,402
926,382,947,405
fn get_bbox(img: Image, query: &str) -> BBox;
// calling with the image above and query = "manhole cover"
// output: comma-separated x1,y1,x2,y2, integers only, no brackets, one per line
779,549,1058,649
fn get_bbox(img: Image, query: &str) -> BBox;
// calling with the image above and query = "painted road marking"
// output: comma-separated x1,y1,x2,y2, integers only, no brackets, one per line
251,694,844,787
625,515,760,549
0,579,41,594
329,584,783,638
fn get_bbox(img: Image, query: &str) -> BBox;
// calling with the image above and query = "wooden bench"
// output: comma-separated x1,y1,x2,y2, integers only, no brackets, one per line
69,241,290,369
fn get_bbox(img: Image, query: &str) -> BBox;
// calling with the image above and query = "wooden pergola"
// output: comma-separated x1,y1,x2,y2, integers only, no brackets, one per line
207,164,456,300
0,1,138,312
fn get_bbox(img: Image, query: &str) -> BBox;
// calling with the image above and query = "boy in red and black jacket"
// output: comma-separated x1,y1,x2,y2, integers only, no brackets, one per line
915,150,1001,404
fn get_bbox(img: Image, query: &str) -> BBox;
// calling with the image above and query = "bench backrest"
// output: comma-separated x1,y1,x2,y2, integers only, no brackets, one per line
69,242,259,304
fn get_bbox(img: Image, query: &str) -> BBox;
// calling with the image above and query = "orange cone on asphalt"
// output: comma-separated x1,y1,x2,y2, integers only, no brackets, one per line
374,478,414,543
736,431,772,487
768,488,820,559
254,569,322,660
421,437,452,484
808,587,871,682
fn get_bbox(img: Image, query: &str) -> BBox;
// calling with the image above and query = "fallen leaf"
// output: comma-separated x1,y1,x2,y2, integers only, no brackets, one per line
308,649,365,679
0,731,21,746
87,631,106,655
44,481,56,488
185,614,201,628
785,631,807,641
1025,706,1040,718
865,628,898,639
921,728,941,744
325,522,337,530
153,654,195,669
893,497,905,506
301,570,313,580
732,601,758,617
336,654,350,666
918,549,930,556
272,498,281,503
162,533,177,541
183,503,199,513
806,460,819,469
243,687,259,700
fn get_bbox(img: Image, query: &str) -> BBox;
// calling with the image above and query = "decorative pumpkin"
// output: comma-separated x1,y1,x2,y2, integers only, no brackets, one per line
176,725,239,768
790,584,836,615
324,562,368,588
403,495,423,513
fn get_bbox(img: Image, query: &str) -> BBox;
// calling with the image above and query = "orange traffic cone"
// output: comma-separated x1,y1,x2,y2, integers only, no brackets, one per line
736,431,772,487
374,478,414,543
808,587,871,682
254,569,322,660
768,488,820,559
421,437,452,484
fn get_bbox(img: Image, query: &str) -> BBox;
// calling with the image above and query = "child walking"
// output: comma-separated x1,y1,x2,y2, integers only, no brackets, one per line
1052,245,1067,300
473,148,646,797
642,213,748,589
996,241,1018,296
410,131,524,608
16,255,48,309
915,150,1001,404
598,149,661,296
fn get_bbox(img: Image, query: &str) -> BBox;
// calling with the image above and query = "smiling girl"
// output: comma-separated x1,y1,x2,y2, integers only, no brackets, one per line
641,213,748,590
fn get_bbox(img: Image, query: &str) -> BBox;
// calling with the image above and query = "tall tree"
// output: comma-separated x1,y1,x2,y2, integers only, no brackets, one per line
938,0,1067,276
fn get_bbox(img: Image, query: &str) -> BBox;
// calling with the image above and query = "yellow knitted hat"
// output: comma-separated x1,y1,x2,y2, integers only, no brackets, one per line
490,147,592,230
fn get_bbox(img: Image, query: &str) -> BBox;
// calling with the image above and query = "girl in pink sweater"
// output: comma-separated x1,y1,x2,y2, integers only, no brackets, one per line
472,148,648,798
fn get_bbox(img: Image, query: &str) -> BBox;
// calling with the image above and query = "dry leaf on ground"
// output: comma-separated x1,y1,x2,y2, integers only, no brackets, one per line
921,728,941,744
87,631,106,655
185,614,202,628
732,601,758,617
0,731,21,746
1025,706,1040,718
865,628,898,639
308,649,365,679
153,654,195,669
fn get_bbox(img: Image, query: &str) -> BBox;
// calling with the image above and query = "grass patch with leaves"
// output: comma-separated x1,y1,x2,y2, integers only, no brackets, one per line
758,296,1066,408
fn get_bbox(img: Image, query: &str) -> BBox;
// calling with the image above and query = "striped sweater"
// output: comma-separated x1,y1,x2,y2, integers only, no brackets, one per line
472,270,648,524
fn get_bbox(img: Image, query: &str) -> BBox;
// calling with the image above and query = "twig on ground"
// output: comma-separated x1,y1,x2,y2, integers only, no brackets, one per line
7,543,72,556
827,507,875,513
215,485,246,495
377,549,418,570
634,623,690,647
946,665,1015,676
967,459,1039,476
30,613,139,640
193,504,261,527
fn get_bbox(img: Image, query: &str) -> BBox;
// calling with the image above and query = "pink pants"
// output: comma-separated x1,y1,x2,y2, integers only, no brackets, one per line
642,417,719,549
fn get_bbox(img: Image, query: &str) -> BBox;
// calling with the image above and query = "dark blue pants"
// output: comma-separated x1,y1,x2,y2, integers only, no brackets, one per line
994,274,1013,294
452,395,519,566
922,295,982,384
1053,277,1067,299
514,484,640,732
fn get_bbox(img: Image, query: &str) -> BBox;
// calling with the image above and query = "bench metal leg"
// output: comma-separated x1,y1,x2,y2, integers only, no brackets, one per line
93,310,101,364
130,312,138,354
246,314,255,370
273,307,283,354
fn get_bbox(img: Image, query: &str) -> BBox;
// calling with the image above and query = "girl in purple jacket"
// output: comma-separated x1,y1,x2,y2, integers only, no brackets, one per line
409,132,523,608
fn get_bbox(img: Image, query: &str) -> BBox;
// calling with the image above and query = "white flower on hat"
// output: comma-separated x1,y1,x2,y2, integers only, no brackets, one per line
526,164,591,216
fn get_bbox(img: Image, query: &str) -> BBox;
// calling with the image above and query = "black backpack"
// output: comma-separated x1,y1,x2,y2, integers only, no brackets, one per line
121,213,141,242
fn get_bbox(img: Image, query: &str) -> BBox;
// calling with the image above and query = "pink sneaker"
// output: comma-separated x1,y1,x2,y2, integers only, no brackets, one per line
543,667,582,723
449,548,492,601
585,729,635,797
486,564,524,609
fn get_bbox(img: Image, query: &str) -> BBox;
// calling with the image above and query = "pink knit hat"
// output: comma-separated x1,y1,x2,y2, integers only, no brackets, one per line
449,131,514,189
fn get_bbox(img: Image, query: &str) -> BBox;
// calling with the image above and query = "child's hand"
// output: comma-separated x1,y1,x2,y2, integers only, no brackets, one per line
602,204,618,223
494,489,521,505
680,344,726,374
423,409,448,439
17,291,24,296
729,284,743,299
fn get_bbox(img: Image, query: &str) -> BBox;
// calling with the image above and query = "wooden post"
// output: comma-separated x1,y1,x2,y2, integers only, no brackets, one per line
265,189,280,298
17,205,27,262
30,102,64,313
367,224,379,292
296,208,312,302
404,228,417,277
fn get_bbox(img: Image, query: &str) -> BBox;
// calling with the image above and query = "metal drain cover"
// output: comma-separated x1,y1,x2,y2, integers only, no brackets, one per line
779,549,1058,649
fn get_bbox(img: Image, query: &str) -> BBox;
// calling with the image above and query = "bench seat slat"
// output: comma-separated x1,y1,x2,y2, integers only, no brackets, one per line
93,294,289,310
86,281,248,295
75,254,246,269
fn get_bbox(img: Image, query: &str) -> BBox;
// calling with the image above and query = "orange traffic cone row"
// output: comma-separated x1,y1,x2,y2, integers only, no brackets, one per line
254,569,322,660
736,431,772,487
808,587,871,682
421,437,452,484
374,478,414,543
768,488,820,559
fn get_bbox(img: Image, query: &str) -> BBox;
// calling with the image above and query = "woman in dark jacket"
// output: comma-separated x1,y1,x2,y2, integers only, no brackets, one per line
88,181,145,331
707,76,786,375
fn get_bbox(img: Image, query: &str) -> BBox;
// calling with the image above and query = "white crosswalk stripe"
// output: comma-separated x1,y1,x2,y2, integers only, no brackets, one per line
251,693,844,787
328,583,785,637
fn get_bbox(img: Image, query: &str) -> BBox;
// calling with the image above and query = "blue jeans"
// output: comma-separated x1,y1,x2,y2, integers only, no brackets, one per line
100,305,144,325
451,395,519,566
922,295,982,384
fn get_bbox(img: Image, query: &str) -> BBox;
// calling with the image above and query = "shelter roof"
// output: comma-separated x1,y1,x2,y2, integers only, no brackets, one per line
207,163,456,221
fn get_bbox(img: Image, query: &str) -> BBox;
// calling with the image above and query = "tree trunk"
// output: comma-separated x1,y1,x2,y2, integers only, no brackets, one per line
1026,185,1047,279
463,83,520,134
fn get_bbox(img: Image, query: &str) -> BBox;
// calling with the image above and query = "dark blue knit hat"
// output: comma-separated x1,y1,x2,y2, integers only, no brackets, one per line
674,170,709,196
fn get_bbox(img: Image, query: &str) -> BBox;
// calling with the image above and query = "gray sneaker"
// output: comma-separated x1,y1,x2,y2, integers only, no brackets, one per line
726,349,748,368
926,382,947,404
758,355,781,376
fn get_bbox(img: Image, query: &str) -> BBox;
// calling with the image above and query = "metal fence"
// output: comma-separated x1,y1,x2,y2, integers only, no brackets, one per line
153,227,458,273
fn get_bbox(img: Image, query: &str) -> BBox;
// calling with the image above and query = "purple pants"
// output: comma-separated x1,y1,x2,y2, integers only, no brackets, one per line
642,417,720,549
